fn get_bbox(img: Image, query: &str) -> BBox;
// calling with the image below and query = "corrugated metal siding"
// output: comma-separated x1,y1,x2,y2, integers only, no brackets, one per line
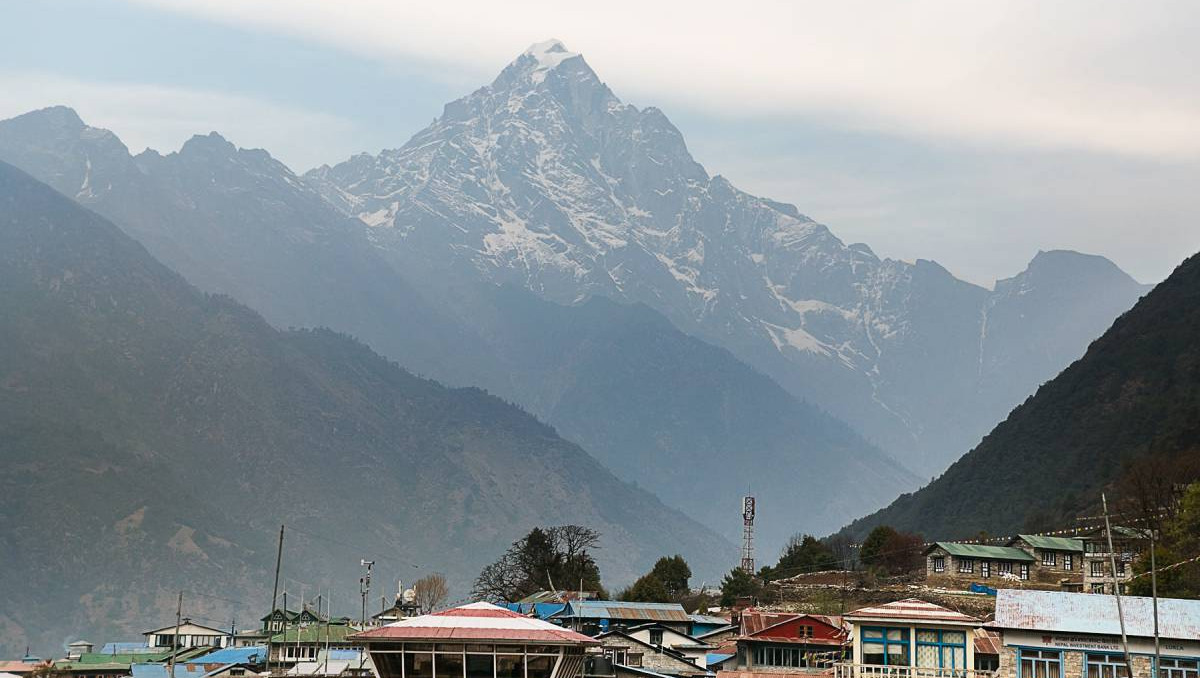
993,589,1200,639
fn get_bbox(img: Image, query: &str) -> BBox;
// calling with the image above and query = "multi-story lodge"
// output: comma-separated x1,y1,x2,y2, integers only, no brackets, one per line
924,528,1149,593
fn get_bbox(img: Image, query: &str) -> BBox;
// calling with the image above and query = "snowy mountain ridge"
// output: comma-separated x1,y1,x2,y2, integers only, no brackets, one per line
307,41,1149,474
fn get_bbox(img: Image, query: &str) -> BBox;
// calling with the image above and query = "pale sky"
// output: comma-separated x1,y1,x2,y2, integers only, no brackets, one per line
3,0,1198,285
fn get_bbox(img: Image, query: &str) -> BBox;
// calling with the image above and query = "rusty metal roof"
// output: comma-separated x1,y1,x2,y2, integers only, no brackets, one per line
558,600,690,623
993,589,1200,640
973,629,1001,656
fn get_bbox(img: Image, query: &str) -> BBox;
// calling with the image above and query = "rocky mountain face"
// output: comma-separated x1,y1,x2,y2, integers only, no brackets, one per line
0,160,733,656
0,107,919,551
0,106,493,390
841,250,1200,539
308,41,1149,476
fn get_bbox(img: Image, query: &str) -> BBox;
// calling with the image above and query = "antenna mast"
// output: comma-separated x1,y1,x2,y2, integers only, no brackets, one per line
740,496,756,574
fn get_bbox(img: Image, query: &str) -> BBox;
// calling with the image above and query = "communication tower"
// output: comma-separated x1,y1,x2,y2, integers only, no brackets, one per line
740,496,756,573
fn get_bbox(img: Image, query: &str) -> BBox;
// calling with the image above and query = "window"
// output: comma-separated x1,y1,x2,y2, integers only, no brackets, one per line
1159,658,1199,678
798,625,814,639
862,627,909,667
958,559,974,574
915,630,967,670
1020,649,1062,678
406,652,434,678
997,562,1012,575
648,629,663,646
1092,561,1105,577
437,650,466,678
755,646,806,668
1020,564,1030,580
933,557,946,573
981,562,991,578
466,654,494,678
1116,561,1126,576
1087,654,1130,678
1092,584,1107,594
495,655,523,678
525,656,554,678
1043,551,1057,566
1064,555,1073,570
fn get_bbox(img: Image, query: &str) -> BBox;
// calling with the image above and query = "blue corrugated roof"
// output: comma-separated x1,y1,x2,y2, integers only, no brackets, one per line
185,647,266,665
706,654,734,667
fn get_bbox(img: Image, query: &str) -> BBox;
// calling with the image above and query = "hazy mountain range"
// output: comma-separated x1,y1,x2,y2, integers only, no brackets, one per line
0,159,729,655
306,40,1150,476
843,250,1200,539
0,39,1162,656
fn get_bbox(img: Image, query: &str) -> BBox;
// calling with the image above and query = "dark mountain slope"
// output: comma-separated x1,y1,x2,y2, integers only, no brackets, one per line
841,252,1200,539
0,161,730,656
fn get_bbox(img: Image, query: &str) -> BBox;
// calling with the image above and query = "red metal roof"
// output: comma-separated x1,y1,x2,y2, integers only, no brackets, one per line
353,602,596,645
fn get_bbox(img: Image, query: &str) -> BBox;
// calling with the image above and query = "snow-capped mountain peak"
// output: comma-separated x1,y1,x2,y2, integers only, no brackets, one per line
522,39,579,76
306,45,1150,477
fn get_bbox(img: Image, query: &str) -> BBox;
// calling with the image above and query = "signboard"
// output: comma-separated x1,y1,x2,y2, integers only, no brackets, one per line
1005,630,1200,656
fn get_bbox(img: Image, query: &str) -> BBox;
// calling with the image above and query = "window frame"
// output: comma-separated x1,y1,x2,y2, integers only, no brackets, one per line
1017,647,1062,678
932,557,946,573
981,561,991,578
1042,551,1057,566
1157,657,1200,678
915,629,967,670
861,627,910,667
1086,653,1131,678
1020,563,1030,580
957,558,974,574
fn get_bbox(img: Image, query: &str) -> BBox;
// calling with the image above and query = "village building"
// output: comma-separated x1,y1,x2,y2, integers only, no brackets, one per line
992,589,1200,678
554,602,692,637
925,543,1037,589
621,625,714,666
144,622,231,651
1004,536,1084,587
718,609,848,678
1076,527,1150,594
839,599,988,678
269,622,361,665
595,631,709,678
0,660,51,678
352,601,598,678
284,648,372,677
688,618,732,639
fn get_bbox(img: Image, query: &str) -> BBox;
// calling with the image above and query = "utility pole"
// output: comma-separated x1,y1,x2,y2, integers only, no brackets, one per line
359,560,375,627
1151,531,1161,677
267,525,284,676
1102,494,1134,678
168,591,183,678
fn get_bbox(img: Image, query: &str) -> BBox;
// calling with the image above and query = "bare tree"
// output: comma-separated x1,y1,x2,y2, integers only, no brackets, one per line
413,573,450,613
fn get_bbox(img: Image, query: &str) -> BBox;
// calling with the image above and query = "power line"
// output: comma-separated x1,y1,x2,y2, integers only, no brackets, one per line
285,524,423,571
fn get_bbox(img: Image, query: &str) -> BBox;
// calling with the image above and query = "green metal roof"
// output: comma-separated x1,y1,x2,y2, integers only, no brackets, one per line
1014,534,1083,552
269,623,357,644
929,542,1035,562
